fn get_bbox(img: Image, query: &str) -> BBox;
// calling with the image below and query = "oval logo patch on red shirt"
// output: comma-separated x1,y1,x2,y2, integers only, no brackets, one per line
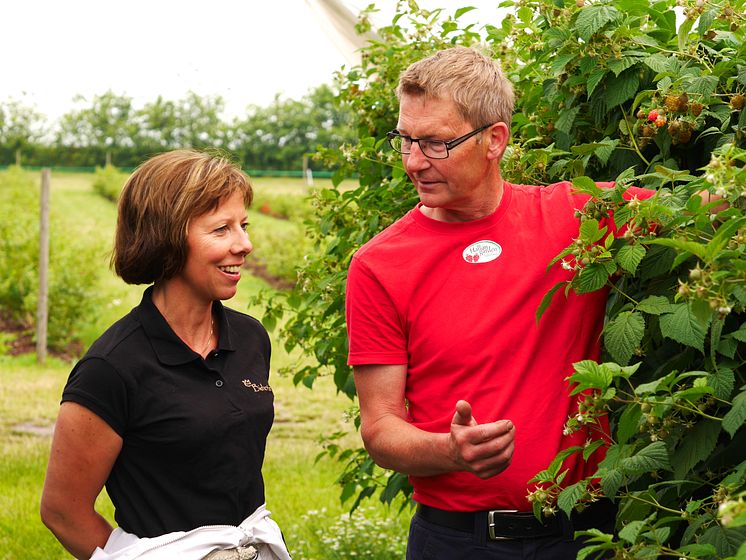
462,240,502,264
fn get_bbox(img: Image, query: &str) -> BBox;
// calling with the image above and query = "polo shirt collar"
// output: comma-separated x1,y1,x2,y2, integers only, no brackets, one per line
136,286,236,366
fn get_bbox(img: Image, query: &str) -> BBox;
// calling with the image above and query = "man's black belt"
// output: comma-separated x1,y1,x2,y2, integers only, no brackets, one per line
417,499,616,541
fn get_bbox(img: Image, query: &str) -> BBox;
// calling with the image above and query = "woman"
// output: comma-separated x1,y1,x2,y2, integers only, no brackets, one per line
41,150,289,560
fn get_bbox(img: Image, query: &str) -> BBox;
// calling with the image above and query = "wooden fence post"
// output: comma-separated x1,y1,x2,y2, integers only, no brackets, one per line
36,168,50,363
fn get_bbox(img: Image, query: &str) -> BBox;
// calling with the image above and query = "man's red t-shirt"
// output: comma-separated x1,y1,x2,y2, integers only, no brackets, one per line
346,181,652,511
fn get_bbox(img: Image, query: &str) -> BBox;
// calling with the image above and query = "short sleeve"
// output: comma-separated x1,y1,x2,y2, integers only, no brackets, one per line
62,357,131,436
346,255,409,366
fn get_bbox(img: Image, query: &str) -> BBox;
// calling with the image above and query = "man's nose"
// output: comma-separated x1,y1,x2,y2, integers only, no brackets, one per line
404,141,430,172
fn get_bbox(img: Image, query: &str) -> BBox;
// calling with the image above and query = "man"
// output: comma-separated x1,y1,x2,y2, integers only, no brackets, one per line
345,47,648,559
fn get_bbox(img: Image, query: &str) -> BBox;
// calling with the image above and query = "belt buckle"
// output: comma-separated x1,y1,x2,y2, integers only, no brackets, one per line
488,509,520,541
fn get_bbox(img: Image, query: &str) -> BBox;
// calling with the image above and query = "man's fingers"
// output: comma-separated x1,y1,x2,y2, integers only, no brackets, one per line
452,400,477,426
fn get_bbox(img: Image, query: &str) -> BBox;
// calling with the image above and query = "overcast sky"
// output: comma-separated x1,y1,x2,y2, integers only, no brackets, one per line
1,0,505,123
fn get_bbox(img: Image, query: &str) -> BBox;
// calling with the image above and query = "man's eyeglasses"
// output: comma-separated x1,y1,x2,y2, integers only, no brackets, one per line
386,124,492,159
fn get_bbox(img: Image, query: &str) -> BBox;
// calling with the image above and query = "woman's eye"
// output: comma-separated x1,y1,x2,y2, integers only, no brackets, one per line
241,223,250,232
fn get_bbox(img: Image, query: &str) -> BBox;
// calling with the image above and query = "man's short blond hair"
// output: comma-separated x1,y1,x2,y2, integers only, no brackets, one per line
396,46,514,129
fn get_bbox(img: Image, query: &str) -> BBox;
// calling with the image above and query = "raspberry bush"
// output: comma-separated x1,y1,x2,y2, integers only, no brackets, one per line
257,1,746,557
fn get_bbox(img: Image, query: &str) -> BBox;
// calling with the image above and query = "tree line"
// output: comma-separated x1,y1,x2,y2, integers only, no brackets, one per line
0,84,355,171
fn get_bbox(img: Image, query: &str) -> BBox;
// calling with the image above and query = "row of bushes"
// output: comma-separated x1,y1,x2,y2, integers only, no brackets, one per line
0,167,103,352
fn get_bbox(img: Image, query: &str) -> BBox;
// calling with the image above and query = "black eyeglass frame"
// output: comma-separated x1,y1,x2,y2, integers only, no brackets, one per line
386,123,492,159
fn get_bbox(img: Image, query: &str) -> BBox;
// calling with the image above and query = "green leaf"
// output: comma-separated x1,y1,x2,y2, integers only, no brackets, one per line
570,360,614,391
615,244,646,275
732,323,746,343
604,311,645,365
557,480,587,517
723,390,746,438
643,53,671,73
576,263,611,293
618,520,647,543
587,69,608,97
700,524,746,558
556,105,581,134
536,281,569,323
637,296,673,315
677,544,718,556
607,56,641,77
600,467,624,497
659,303,708,352
578,218,606,242
454,6,476,18
620,441,672,474
685,75,719,97
709,368,735,401
575,5,620,41
605,71,640,108
647,237,707,261
672,420,721,479
573,176,604,197
617,403,642,445
551,53,578,76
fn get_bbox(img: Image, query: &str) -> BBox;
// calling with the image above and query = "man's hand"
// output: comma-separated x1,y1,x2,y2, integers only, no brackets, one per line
449,400,515,479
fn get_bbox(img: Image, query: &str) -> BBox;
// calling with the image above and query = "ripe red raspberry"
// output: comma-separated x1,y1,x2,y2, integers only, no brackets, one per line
647,109,659,122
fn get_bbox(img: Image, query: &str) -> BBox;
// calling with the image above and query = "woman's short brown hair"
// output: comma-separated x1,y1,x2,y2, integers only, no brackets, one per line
112,149,253,285
396,46,515,130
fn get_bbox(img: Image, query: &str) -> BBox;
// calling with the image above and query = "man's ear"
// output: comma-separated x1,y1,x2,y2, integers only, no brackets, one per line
486,122,510,161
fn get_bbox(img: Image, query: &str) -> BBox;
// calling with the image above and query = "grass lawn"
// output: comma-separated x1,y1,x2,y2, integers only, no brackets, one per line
0,170,410,559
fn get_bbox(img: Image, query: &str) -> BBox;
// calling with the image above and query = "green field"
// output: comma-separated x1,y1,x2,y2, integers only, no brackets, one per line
0,170,409,560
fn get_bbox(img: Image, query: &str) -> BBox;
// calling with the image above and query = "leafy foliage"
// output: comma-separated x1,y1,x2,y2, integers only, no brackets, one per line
257,0,746,557
0,167,103,351
91,164,129,202
0,85,356,171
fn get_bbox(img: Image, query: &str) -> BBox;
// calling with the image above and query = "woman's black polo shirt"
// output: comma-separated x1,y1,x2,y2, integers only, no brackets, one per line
62,286,274,537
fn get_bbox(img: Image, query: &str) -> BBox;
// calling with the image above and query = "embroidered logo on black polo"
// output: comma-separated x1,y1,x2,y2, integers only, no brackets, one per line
462,240,502,264
242,379,272,392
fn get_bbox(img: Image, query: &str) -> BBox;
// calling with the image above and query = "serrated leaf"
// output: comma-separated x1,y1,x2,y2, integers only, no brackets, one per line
672,420,721,479
605,72,640,108
536,281,569,323
601,467,624,497
620,441,672,474
570,361,613,391
617,404,642,445
615,244,646,275
579,218,606,242
551,52,578,76
618,520,647,543
587,68,608,97
576,263,611,293
575,5,620,41
659,303,708,352
604,311,645,365
700,524,746,557
685,75,719,97
607,56,641,77
583,439,606,461
637,296,673,315
731,323,746,343
709,368,736,401
723,390,746,438
648,237,707,260
677,544,718,556
556,105,581,134
643,53,671,73
558,480,587,516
